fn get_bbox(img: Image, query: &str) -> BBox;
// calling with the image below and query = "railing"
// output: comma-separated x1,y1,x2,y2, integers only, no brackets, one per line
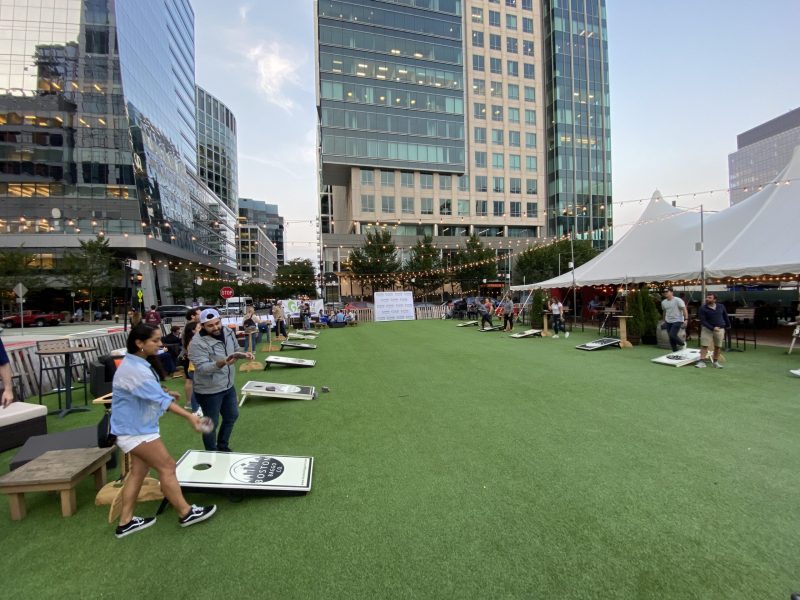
415,306,444,320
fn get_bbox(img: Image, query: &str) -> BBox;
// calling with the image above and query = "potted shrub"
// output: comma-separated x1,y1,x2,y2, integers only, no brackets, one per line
641,287,661,345
531,290,545,327
624,288,644,345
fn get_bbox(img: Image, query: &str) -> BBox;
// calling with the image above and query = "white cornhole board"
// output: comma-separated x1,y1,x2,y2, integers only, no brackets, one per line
789,369,800,377
175,450,313,493
240,381,317,406
477,325,503,332
288,333,316,340
264,356,316,369
576,337,621,351
281,341,317,350
457,321,479,327
509,329,542,339
651,348,703,367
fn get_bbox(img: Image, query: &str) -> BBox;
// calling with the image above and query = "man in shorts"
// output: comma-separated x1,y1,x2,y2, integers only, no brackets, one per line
696,293,731,369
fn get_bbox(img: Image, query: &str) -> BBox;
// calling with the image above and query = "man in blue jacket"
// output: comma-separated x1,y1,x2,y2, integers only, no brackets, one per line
696,293,731,369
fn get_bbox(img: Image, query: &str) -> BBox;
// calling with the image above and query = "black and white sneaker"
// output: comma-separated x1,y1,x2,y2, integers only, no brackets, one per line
115,516,156,538
179,504,217,528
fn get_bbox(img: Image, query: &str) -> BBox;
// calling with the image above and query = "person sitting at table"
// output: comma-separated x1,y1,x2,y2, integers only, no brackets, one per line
111,323,216,538
335,310,347,323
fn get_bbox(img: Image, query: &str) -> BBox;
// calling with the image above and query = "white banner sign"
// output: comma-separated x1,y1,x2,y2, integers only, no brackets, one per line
281,299,324,317
374,291,415,322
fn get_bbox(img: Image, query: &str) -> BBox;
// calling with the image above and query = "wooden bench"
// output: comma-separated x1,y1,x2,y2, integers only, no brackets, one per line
0,447,114,520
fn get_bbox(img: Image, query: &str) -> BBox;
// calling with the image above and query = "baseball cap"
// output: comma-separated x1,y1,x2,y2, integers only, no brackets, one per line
199,308,220,323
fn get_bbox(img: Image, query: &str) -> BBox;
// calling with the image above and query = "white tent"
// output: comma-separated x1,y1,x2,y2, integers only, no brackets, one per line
512,145,800,291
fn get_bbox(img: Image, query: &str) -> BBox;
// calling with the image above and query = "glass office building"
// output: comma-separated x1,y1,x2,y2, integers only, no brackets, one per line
0,0,238,305
542,0,612,247
196,85,238,212
239,198,285,267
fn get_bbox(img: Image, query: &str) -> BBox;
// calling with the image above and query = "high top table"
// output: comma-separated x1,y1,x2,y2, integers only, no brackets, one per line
36,345,96,418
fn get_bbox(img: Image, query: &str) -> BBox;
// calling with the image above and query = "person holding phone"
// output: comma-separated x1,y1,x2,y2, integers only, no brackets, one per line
188,308,253,451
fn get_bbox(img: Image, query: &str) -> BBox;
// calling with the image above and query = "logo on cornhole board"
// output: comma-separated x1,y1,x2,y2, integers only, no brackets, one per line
230,456,285,484
220,286,234,299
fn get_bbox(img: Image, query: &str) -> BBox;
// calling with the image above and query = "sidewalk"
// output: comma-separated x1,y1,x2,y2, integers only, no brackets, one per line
0,322,124,347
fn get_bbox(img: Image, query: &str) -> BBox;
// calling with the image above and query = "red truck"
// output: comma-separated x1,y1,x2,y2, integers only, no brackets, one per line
2,310,63,328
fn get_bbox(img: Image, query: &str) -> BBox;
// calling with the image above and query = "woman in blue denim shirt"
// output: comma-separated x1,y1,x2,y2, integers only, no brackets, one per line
110,324,217,538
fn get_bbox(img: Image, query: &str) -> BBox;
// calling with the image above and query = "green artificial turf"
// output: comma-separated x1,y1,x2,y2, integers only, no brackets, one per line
1,321,799,599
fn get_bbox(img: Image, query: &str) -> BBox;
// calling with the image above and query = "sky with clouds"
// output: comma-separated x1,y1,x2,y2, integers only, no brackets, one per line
192,0,800,259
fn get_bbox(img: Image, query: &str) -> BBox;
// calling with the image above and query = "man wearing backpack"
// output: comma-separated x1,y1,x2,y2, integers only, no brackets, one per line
144,305,162,326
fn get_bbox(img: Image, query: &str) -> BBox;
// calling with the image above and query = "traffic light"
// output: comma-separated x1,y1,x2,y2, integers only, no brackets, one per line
129,272,143,284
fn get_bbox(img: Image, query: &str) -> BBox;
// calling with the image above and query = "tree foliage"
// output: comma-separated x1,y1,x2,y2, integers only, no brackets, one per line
272,259,317,298
347,230,401,293
405,234,443,298
60,236,118,321
513,239,599,286
451,235,496,292
0,247,47,314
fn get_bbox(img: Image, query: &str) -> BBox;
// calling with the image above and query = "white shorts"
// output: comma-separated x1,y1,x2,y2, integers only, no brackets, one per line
115,433,160,453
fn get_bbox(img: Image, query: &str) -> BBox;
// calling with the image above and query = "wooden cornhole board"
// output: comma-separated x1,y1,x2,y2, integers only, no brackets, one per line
651,348,703,367
280,341,317,350
240,381,317,406
477,325,503,332
575,337,621,351
287,333,317,341
509,329,542,339
175,450,313,494
264,356,316,369
457,321,479,327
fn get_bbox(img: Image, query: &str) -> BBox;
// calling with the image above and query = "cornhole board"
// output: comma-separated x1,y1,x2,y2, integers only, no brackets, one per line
651,348,703,367
477,325,503,332
457,321,479,327
576,337,621,351
280,341,317,350
264,356,316,369
509,329,542,339
789,369,800,378
175,450,313,494
287,333,316,341
240,381,317,406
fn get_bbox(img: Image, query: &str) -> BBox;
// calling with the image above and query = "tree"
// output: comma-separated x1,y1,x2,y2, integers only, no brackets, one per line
0,247,47,314
273,259,317,298
60,236,117,322
404,235,443,300
452,235,496,294
167,269,196,304
513,239,599,286
347,230,400,295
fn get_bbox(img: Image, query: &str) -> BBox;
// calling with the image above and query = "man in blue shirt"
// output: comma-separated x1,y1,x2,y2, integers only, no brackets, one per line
696,293,731,369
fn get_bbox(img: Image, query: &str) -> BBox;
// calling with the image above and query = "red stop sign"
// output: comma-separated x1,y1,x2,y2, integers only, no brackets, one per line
220,286,234,299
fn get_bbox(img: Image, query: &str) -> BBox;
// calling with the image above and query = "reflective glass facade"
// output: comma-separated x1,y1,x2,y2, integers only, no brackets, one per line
196,85,238,212
0,0,237,283
239,198,285,267
542,0,612,247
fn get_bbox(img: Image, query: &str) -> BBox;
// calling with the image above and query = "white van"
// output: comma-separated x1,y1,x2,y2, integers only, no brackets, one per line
225,296,252,315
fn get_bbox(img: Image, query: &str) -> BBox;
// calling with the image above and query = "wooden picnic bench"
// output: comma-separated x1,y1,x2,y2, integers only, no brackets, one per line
0,447,115,520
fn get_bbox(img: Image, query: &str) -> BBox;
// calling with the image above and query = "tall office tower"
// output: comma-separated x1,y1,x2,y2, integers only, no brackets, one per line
542,0,612,248
316,0,613,293
238,198,285,266
196,85,238,212
237,223,278,284
0,0,238,306
728,107,800,205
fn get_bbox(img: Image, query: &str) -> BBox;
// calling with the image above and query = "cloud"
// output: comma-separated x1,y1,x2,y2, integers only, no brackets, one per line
247,42,301,113
238,4,250,22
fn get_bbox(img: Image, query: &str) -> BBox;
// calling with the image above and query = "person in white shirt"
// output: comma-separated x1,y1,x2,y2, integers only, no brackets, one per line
549,297,568,338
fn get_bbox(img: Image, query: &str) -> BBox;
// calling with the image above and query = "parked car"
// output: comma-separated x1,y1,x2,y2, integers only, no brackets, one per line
3,310,63,328
156,305,192,318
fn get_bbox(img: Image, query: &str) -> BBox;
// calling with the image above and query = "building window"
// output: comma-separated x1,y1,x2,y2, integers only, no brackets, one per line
526,156,538,171
507,61,519,77
526,201,538,217
472,31,484,47
523,40,534,57
439,174,451,190
440,199,452,215
421,197,433,214
493,201,504,217
361,170,374,186
508,83,519,100
524,86,535,102
489,11,500,27
507,37,518,53
475,175,488,192
489,33,501,50
490,80,503,97
492,105,503,122
382,195,395,213
381,170,395,187
524,63,535,79
475,200,488,216
473,55,485,71
474,103,486,119
506,0,517,6
510,177,522,194
525,109,536,125
421,173,433,189
471,7,483,23
458,175,469,191
475,151,487,168
401,172,414,188
525,132,537,148
522,0,533,10
492,153,504,169
506,15,517,30
493,176,505,193
522,17,534,33
361,194,375,212
526,178,538,195
509,131,521,147
510,201,522,217
474,127,487,143
402,196,415,214
490,57,502,75
509,154,521,170
492,129,504,145
458,199,470,216
473,78,485,95
508,107,520,123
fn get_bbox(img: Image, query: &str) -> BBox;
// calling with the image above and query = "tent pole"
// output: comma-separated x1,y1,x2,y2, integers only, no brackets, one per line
700,204,706,299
